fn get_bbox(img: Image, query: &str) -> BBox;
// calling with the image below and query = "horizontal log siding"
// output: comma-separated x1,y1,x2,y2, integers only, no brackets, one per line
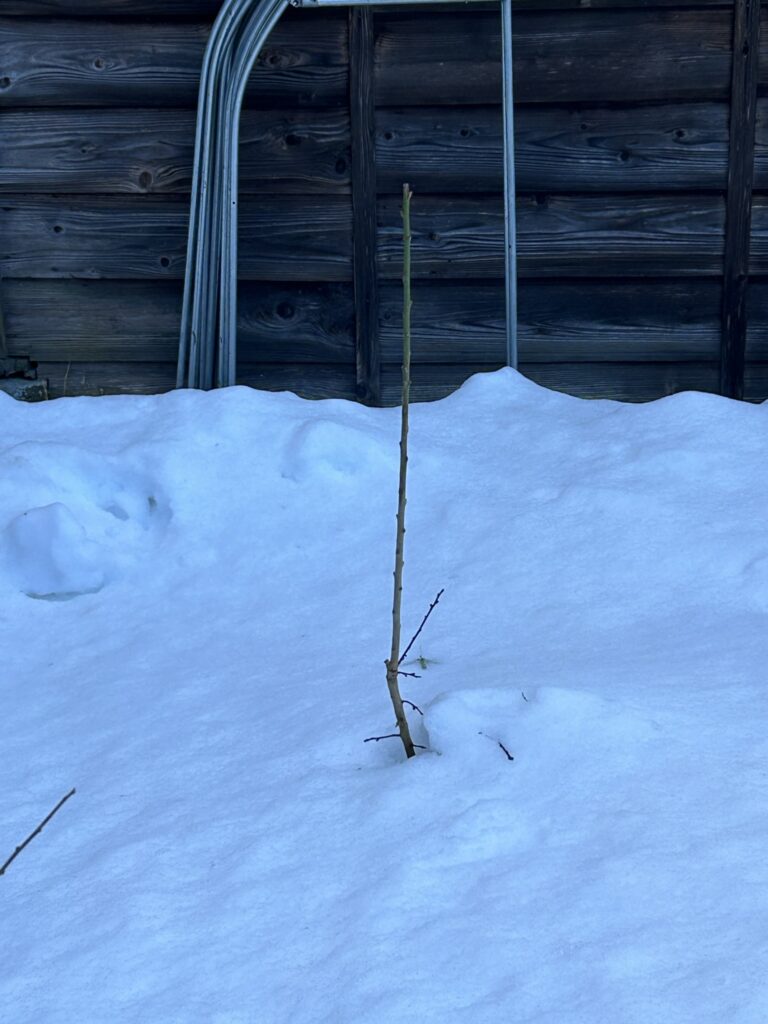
0,14,349,108
3,278,721,366
0,3,750,402
2,2,737,17
0,194,733,282
0,109,353,195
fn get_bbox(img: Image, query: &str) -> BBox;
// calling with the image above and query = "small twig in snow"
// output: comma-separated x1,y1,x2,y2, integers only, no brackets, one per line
364,733,426,750
398,670,421,680
521,691,529,702
398,588,445,666
402,699,424,716
479,732,514,762
0,788,76,877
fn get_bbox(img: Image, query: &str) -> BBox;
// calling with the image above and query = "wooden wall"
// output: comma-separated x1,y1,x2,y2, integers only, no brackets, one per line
0,0,766,403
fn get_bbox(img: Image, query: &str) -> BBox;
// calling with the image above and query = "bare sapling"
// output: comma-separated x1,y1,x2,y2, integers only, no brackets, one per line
385,184,418,759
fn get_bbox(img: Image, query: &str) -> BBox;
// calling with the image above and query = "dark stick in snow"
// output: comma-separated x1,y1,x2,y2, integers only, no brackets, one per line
399,588,445,666
0,788,76,877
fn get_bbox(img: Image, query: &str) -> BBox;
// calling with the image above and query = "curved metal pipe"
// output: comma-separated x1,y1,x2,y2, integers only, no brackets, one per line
180,0,517,391
178,0,263,387
218,0,290,386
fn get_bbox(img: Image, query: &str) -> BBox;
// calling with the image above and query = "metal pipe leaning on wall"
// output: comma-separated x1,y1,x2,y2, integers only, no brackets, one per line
177,0,518,391
177,0,289,389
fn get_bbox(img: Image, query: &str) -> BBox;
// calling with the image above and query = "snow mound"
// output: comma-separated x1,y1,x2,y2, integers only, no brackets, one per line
0,440,169,599
3,502,105,599
280,416,395,484
425,685,660,770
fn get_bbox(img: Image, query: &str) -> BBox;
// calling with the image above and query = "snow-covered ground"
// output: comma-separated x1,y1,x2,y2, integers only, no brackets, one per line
2,369,768,1023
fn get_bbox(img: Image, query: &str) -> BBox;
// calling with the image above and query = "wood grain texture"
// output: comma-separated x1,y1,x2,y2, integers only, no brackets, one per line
745,97,768,189
379,280,722,362
0,9,732,110
0,109,351,195
744,280,768,362
376,103,730,194
375,10,733,106
377,195,727,279
0,12,348,108
720,0,761,399
743,363,768,401
38,360,358,401
349,8,380,404
2,277,724,368
0,196,353,281
2,280,354,363
0,1,741,408
746,198,768,272
2,1,734,15
0,194,727,282
34,359,720,404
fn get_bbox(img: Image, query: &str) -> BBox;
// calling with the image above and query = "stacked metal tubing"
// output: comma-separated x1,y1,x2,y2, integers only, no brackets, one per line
177,0,289,389
178,0,517,390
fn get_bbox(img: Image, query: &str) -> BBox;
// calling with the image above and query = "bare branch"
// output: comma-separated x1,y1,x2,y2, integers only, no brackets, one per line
397,670,421,680
384,183,417,760
497,742,514,761
364,733,427,750
402,699,424,716
398,588,445,666
1,788,76,877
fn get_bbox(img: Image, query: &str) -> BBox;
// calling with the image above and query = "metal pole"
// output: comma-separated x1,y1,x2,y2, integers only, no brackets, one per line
501,0,518,369
219,0,291,386
178,0,518,388
179,0,261,388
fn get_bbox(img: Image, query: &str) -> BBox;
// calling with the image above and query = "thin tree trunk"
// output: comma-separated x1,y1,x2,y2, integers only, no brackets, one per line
385,184,416,760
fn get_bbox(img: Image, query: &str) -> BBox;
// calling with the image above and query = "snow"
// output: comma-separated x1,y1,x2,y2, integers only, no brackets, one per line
2,368,768,1022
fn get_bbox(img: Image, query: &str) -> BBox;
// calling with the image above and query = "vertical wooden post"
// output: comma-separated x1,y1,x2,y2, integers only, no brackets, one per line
349,8,381,405
720,0,761,400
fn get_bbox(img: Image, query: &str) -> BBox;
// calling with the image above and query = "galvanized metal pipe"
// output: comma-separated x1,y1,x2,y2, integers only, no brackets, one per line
178,0,259,387
219,0,290,386
501,0,518,368
179,0,519,390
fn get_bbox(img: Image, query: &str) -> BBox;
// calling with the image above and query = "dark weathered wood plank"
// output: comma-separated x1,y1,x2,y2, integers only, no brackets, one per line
743,362,768,401
4,1,224,13
0,13,348,108
36,361,176,397
2,0,733,15
2,280,354,363
376,103,730,194
38,360,358,401
4,277,723,368
0,194,727,282
0,10,731,109
744,280,768,371
375,10,733,106
377,195,727,279
746,198,768,271
747,97,768,188
349,8,380,404
379,280,722,363
36,359,721,404
379,362,721,405
10,101,755,199
0,196,353,280
720,0,761,399
0,109,351,195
